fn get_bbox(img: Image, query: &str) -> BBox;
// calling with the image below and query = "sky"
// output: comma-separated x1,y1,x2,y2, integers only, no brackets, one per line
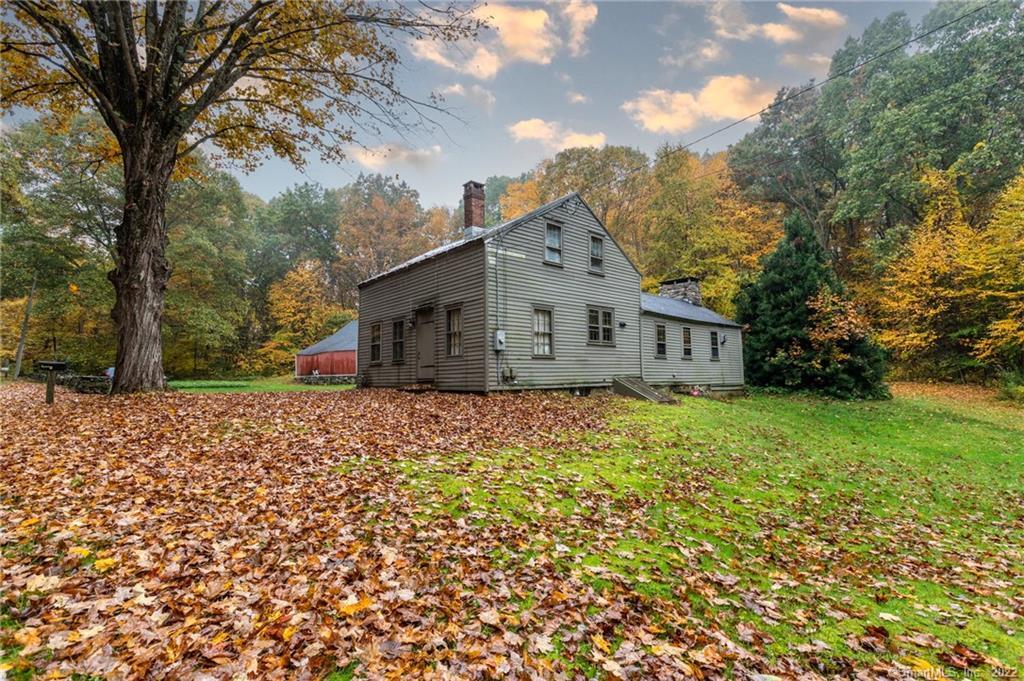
9,1,937,209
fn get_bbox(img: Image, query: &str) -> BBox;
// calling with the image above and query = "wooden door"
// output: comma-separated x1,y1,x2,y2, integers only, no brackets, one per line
416,309,435,382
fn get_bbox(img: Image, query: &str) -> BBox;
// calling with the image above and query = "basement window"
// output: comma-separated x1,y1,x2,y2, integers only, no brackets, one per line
655,323,667,358
545,223,562,265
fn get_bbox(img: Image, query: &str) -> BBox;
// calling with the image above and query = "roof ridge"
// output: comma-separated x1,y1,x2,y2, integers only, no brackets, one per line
358,192,579,287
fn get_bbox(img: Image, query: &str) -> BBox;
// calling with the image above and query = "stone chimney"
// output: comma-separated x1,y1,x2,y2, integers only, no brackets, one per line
463,180,485,235
659,277,703,307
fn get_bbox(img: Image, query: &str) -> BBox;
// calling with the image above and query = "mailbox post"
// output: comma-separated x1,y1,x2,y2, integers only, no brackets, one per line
37,360,67,404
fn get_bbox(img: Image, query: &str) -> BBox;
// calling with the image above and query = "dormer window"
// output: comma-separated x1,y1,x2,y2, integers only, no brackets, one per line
545,223,562,265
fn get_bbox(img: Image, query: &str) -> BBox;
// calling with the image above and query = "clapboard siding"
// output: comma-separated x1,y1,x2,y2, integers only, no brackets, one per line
483,201,642,390
357,242,487,391
640,314,744,388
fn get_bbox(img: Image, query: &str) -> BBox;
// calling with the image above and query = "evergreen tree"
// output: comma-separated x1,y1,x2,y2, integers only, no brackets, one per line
736,215,888,398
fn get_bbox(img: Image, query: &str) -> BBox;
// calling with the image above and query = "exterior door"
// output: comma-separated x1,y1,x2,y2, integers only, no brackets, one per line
416,308,435,382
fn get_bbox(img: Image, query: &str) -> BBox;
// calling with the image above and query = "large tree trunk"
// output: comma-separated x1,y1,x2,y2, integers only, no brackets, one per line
109,139,176,393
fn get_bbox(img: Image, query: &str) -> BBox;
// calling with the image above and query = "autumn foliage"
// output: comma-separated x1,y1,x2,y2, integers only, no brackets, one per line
880,168,1024,379
736,215,888,399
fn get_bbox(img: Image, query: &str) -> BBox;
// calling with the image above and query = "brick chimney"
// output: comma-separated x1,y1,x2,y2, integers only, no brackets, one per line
463,180,485,235
659,277,703,307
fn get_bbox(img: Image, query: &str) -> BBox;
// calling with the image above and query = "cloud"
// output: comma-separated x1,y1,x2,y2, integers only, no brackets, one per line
438,83,496,112
349,143,442,170
410,40,501,80
410,3,597,80
561,0,598,57
567,91,589,104
481,4,557,64
759,22,802,44
781,51,832,72
777,3,847,28
706,1,802,43
622,75,776,135
660,38,725,69
508,118,606,151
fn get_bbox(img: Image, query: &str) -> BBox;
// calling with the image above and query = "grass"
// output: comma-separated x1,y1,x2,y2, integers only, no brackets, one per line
386,383,1024,674
168,375,355,393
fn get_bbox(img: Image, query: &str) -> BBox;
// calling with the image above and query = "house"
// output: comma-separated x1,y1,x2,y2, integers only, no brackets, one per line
356,181,743,393
295,320,358,378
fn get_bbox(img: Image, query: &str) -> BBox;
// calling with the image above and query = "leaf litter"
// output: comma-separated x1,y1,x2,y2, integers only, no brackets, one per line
1,382,1020,679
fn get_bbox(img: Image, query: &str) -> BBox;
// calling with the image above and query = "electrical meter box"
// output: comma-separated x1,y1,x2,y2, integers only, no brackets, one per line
494,329,506,352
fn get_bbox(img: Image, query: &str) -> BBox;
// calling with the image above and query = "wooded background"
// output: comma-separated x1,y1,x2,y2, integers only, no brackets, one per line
2,3,1022,384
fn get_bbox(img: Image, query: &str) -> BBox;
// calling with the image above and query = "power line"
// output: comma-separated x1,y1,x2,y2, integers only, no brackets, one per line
661,69,1021,189
584,0,1004,195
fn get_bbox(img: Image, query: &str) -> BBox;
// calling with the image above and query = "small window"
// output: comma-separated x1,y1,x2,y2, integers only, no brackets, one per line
589,235,604,273
545,223,562,264
391,320,405,363
587,306,614,345
655,323,667,357
682,327,692,359
370,322,382,363
533,308,553,356
446,308,462,356
710,330,720,360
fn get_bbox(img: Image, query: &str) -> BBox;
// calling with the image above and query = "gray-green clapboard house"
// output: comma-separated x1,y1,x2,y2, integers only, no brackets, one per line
356,181,743,393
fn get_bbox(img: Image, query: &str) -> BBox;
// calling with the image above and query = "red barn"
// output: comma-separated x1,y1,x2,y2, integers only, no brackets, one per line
295,320,358,378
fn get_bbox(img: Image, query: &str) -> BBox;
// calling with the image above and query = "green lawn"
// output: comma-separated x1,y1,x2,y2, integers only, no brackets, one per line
168,375,354,393
381,384,1024,676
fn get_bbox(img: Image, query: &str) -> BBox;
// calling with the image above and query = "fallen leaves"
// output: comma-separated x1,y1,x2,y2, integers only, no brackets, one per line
336,595,374,617
1,381,1020,679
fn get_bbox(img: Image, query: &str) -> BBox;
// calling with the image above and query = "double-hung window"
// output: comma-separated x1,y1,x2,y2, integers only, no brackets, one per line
587,306,614,345
589,235,604,273
544,223,562,264
370,322,382,363
682,327,692,359
391,320,404,363
655,323,667,358
710,330,720,360
533,307,553,356
446,308,462,356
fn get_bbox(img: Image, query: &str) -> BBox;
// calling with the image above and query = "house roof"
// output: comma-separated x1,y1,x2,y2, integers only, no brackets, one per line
359,192,632,287
640,293,741,328
296,320,358,356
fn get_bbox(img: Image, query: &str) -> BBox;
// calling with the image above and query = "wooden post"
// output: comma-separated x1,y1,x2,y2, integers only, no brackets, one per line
45,369,55,404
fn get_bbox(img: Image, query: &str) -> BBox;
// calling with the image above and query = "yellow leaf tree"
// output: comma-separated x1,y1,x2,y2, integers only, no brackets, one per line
972,170,1024,369
879,169,981,375
251,261,352,374
2,1,479,392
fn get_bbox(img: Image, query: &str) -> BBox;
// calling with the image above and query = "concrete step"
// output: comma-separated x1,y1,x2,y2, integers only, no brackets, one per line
612,377,676,404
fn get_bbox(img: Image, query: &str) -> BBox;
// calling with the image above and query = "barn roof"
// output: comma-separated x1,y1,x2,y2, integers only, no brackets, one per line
358,192,589,287
640,293,741,328
297,320,358,356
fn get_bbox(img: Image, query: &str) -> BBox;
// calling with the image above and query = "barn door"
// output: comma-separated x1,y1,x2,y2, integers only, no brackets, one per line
416,308,435,382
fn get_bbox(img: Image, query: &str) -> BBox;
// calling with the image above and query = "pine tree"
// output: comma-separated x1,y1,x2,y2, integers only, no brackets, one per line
735,214,888,398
